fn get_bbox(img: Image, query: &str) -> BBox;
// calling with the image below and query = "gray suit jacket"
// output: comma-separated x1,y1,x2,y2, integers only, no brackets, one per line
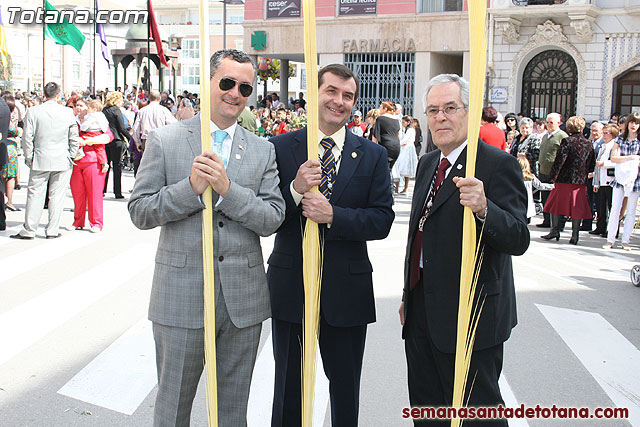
23,100,79,171
128,115,285,329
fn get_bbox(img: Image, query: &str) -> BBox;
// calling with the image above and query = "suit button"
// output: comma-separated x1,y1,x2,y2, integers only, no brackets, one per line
218,221,224,227
219,256,224,262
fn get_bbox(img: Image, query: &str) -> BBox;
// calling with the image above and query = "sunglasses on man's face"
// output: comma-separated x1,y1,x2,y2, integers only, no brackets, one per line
217,77,253,97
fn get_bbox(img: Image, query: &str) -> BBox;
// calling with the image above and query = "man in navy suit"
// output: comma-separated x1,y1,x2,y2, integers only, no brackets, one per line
268,64,394,427
400,74,529,425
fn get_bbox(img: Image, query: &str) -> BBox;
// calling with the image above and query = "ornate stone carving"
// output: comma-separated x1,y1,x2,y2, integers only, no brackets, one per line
508,30,586,118
495,18,521,44
569,15,595,43
529,20,568,45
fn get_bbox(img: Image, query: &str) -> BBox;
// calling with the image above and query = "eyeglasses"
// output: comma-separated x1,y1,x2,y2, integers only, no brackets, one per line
426,105,464,118
215,77,253,97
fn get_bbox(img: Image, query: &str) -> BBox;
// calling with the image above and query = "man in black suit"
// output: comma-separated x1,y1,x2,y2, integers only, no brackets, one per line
268,64,394,427
400,74,529,426
0,97,9,230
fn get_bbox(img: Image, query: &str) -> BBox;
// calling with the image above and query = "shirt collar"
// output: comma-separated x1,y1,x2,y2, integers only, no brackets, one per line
440,139,467,167
547,128,560,137
318,126,346,152
210,120,237,141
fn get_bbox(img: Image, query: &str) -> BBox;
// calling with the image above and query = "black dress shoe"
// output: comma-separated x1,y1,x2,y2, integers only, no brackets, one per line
45,233,62,239
589,229,603,235
115,194,125,199
536,222,550,228
580,226,592,231
10,233,34,240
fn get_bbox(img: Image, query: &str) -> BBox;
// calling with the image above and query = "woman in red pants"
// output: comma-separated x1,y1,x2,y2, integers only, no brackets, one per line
69,98,111,232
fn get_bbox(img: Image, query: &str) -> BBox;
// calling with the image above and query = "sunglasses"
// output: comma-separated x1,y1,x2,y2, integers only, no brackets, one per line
216,77,253,97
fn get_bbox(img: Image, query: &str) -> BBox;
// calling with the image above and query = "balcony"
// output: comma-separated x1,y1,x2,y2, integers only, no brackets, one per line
512,0,566,5
492,0,595,13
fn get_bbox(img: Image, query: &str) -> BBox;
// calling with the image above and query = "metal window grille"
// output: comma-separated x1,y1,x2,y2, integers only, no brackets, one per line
344,52,416,116
521,50,577,120
420,0,462,13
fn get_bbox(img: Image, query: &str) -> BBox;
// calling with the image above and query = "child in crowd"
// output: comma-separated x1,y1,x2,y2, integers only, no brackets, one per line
78,99,110,173
506,130,517,152
519,156,554,222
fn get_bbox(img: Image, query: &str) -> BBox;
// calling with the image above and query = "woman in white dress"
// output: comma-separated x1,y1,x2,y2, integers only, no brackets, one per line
394,115,418,193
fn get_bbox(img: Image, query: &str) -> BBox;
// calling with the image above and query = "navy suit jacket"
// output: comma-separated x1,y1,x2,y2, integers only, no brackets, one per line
402,141,530,353
267,127,394,327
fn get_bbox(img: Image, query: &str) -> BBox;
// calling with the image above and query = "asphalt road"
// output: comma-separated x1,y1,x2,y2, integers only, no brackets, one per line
1,158,639,427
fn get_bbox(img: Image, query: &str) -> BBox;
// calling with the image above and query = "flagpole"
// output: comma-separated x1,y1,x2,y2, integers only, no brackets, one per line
93,0,96,96
147,0,151,94
42,0,45,90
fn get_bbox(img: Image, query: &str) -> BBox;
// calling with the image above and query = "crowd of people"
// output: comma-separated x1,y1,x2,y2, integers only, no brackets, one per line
471,106,638,248
1,47,638,427
2,79,637,249
0,84,188,233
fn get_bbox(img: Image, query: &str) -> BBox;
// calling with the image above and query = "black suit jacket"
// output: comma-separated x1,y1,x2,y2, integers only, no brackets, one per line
103,105,131,143
403,141,529,353
0,98,10,169
267,127,395,327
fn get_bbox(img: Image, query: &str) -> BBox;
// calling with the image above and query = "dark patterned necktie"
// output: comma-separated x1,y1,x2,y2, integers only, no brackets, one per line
319,137,336,198
408,157,451,291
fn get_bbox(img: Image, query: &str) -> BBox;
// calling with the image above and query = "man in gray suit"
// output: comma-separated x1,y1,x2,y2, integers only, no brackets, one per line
12,82,79,240
128,49,285,427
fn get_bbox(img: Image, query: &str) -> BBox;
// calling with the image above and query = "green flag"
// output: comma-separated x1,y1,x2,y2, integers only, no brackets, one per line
43,0,85,53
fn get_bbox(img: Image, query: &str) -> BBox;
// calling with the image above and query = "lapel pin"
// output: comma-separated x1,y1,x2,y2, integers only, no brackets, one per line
239,145,245,150
456,164,463,170
235,154,241,160
352,152,357,158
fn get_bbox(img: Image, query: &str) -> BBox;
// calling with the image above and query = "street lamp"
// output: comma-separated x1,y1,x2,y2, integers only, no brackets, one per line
222,0,244,50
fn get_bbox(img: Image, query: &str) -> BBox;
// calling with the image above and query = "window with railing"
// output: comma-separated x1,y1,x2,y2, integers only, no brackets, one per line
419,0,462,13
512,0,567,5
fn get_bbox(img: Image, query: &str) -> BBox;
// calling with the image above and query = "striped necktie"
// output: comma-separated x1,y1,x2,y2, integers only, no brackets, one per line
319,137,336,198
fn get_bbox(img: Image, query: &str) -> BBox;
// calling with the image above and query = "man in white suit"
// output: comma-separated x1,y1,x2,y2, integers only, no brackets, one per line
12,82,79,240
128,49,285,427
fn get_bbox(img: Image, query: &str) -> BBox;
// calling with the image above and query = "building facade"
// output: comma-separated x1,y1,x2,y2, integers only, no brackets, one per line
490,0,640,122
2,0,135,93
242,0,640,123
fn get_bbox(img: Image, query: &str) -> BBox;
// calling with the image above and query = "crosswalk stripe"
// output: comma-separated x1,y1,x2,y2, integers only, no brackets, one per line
0,243,155,367
498,375,529,427
58,318,157,415
248,326,329,426
513,259,594,291
524,245,629,281
55,317,330,422
537,304,640,426
0,231,105,286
